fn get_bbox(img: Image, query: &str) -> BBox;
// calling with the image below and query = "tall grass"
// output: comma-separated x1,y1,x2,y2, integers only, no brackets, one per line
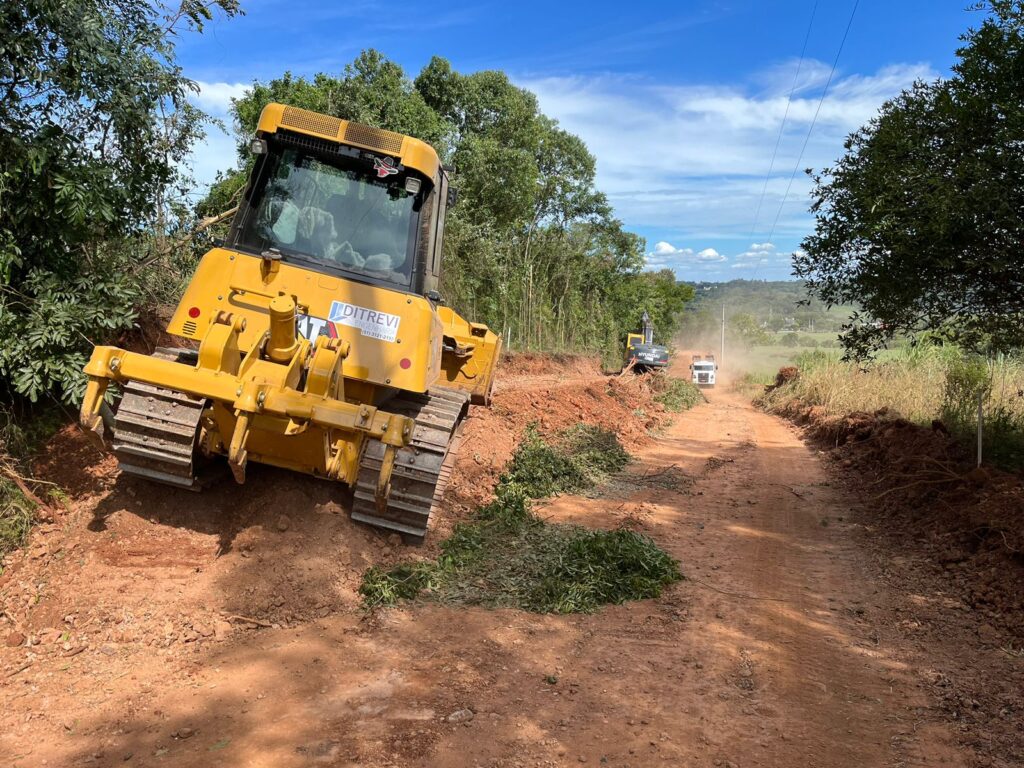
761,345,1024,470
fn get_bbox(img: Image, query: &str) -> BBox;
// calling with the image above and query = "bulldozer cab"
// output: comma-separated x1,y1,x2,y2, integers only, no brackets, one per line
228,115,452,298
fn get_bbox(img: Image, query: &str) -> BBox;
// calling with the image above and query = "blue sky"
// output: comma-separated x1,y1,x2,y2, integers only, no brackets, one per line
179,0,977,282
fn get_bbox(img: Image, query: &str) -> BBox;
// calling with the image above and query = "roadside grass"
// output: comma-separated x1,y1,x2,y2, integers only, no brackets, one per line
760,345,1024,470
361,425,682,613
0,478,35,565
732,371,777,399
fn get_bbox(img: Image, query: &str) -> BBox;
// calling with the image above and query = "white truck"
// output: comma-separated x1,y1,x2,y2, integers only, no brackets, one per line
690,354,718,388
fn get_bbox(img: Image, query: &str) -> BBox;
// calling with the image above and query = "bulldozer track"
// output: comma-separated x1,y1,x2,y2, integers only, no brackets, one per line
351,387,470,544
112,348,207,490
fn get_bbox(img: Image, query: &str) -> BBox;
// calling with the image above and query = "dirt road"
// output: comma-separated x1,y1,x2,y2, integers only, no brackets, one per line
0,362,997,766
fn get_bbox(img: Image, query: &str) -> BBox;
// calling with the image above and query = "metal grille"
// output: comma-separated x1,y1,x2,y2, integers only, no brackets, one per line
182,321,197,336
277,130,338,156
344,122,404,154
280,106,343,139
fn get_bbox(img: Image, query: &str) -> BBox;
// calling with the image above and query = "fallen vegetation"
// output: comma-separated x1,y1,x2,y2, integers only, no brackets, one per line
361,425,681,613
651,374,705,413
0,407,63,567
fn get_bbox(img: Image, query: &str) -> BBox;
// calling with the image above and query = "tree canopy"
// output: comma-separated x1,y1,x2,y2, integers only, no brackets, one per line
796,0,1024,357
0,0,240,401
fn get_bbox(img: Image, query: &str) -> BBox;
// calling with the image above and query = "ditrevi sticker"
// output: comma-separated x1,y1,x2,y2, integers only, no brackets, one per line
297,301,401,344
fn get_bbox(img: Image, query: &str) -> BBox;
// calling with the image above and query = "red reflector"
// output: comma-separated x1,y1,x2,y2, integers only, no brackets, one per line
187,306,201,318
400,358,412,370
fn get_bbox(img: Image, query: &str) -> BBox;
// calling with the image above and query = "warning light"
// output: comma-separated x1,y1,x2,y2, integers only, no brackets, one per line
399,358,412,370
187,307,201,318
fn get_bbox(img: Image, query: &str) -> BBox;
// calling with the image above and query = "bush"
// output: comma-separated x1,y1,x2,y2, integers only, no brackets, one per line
0,405,62,568
0,478,34,568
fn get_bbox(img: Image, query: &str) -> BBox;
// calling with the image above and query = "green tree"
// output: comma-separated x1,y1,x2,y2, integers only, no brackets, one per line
796,1,1024,357
729,313,771,348
0,0,240,401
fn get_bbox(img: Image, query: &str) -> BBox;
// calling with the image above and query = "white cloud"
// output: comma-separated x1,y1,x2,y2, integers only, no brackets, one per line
648,240,800,278
193,81,250,116
183,81,251,192
697,248,725,262
653,241,691,256
521,60,934,278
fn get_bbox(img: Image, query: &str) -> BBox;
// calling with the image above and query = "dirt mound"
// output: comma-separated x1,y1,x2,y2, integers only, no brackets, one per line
765,365,799,392
441,371,670,531
497,351,603,379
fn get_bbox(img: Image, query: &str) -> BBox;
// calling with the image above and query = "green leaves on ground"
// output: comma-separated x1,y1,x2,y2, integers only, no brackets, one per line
501,424,630,498
651,375,704,413
361,426,680,613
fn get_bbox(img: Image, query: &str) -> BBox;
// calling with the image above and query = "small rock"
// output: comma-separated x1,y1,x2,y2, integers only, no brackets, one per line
276,515,291,532
214,620,233,640
387,533,402,547
38,627,62,644
447,708,474,724
194,624,214,638
173,727,195,739
5,631,25,647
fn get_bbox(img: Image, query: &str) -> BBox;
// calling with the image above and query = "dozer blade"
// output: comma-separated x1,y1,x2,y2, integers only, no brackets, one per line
351,387,469,544
111,349,207,490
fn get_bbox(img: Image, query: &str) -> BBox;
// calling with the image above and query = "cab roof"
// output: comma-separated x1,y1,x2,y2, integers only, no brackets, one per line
256,103,440,181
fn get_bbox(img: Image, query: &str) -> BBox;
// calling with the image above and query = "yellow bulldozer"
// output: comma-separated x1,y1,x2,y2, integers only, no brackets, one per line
79,103,501,543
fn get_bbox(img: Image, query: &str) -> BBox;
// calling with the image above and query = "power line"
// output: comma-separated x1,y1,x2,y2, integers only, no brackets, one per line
747,0,820,249
765,0,861,248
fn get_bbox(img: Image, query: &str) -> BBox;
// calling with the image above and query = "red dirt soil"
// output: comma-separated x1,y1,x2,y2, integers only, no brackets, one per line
0,354,1021,767
768,394,1024,766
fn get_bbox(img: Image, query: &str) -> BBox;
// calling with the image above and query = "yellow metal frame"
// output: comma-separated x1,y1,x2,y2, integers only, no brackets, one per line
80,303,414,493
436,306,502,405
167,248,443,394
80,102,503,509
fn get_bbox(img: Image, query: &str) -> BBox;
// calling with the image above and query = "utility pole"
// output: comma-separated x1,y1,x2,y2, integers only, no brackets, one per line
720,302,725,366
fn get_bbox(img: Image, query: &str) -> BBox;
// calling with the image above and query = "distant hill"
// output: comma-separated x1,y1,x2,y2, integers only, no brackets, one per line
678,280,858,347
